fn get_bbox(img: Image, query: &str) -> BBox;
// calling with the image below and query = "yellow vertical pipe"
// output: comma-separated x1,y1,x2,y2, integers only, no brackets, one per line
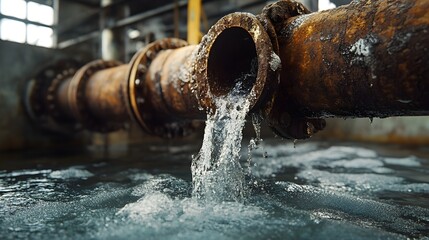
187,0,201,44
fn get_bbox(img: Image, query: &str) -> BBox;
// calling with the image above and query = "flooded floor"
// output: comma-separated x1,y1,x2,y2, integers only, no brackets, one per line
1,140,428,239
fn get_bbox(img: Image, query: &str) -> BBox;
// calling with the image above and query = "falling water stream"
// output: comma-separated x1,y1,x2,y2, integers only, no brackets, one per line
191,83,251,202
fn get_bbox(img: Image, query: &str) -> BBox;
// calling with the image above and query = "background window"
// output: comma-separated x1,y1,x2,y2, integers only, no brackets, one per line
0,0,55,48
27,24,53,47
0,0,27,19
27,1,54,26
318,0,337,11
0,19,26,43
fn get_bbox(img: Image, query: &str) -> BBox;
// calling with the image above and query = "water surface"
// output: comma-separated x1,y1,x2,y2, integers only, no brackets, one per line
1,141,428,239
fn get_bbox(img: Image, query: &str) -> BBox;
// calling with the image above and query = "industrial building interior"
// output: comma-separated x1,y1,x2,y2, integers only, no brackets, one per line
0,0,428,239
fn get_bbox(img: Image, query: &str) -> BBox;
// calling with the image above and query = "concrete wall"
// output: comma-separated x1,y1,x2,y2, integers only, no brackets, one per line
316,117,429,145
0,40,87,151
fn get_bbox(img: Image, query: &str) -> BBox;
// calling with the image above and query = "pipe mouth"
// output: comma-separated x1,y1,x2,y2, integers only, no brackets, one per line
207,27,258,97
195,12,279,112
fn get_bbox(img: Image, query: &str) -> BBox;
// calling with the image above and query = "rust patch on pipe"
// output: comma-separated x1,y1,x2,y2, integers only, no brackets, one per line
85,65,129,124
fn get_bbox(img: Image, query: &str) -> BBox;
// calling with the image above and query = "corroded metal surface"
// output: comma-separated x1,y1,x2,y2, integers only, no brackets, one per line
84,65,129,125
127,38,201,138
26,39,203,137
149,46,201,118
264,0,429,138
67,60,123,132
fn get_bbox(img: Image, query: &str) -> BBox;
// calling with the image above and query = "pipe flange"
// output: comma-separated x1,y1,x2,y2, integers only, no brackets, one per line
46,67,77,122
127,38,199,138
259,1,326,139
68,59,122,133
259,0,311,34
256,13,280,119
24,60,81,134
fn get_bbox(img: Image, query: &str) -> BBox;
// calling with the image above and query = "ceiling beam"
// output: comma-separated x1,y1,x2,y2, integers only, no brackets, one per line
61,0,100,8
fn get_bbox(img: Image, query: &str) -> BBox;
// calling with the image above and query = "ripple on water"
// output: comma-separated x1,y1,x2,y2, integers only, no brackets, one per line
1,143,429,239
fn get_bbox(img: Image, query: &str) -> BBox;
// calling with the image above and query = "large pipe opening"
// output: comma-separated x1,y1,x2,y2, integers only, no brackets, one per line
207,27,258,97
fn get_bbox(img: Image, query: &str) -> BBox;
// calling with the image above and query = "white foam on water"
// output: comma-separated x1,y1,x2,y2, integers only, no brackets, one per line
249,143,423,194
331,158,384,168
131,174,189,198
0,169,52,178
49,167,94,179
127,172,154,182
330,158,393,173
111,175,271,240
118,192,266,224
297,169,404,191
287,146,378,168
118,192,179,222
250,144,381,178
383,156,421,167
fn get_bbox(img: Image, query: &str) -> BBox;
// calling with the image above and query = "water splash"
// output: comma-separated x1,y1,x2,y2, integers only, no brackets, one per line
191,83,251,202
2,143,429,239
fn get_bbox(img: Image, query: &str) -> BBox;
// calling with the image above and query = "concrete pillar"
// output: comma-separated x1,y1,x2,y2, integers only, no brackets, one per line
100,0,120,60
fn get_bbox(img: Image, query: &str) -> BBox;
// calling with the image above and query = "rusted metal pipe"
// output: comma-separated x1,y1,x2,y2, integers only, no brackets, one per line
24,60,81,133
65,60,124,132
198,0,429,139
271,0,429,114
56,76,74,120
126,39,202,138
146,46,202,119
26,0,429,141
267,0,429,139
84,65,129,124
26,39,202,137
54,63,129,132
